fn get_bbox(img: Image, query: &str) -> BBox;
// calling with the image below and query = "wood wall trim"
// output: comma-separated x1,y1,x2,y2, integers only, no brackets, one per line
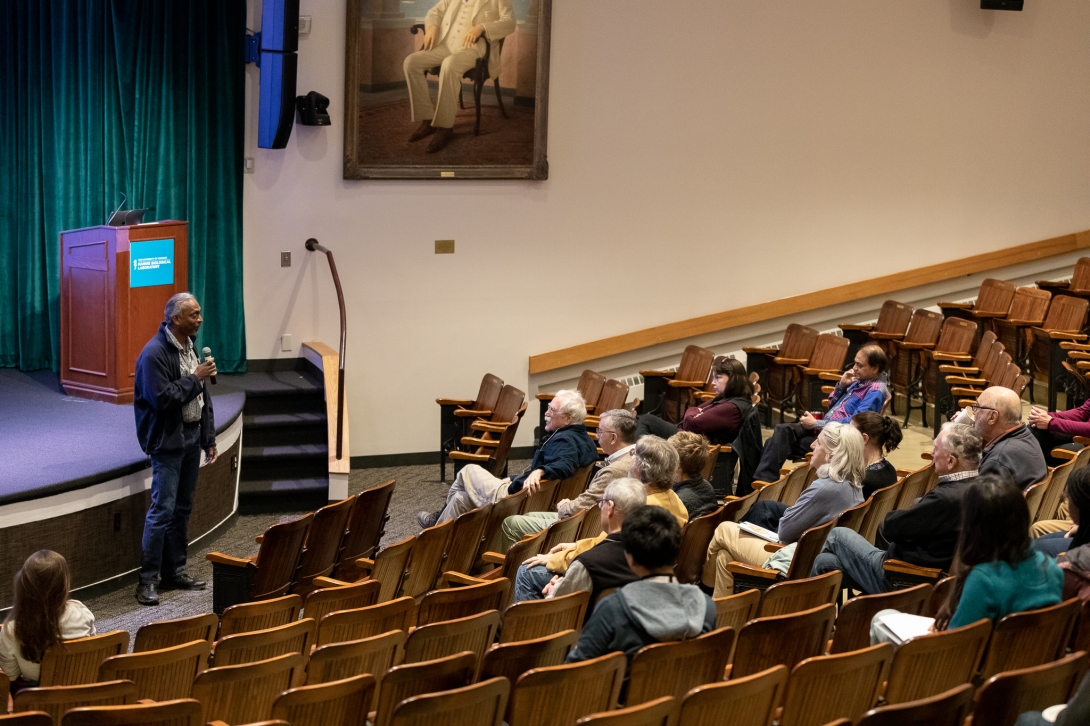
302,341,350,475
529,229,1090,374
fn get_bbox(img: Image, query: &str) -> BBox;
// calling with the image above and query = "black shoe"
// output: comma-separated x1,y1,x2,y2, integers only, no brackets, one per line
135,581,160,606
160,573,207,591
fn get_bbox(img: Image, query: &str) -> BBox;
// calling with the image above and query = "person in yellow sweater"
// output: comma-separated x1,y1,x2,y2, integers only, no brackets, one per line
630,435,690,528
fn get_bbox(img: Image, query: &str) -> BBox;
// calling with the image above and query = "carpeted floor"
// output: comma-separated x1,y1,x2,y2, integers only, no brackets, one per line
84,459,532,649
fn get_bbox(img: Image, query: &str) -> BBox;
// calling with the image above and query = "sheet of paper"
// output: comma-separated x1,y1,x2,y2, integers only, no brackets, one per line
738,522,780,543
877,612,935,644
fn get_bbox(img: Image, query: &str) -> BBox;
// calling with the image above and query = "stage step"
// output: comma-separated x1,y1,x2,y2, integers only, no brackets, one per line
243,412,327,446
226,370,332,511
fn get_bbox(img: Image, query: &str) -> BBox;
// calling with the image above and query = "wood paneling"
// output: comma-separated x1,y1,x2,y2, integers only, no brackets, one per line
0,434,240,609
528,229,1090,374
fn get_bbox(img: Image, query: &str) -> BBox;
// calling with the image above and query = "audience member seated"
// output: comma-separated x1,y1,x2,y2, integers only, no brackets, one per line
702,422,865,597
811,423,982,594
1015,671,1090,726
630,435,689,527
513,478,646,603
635,358,755,446
565,505,715,665
668,431,718,519
751,345,888,484
1029,401,1090,466
852,411,903,499
957,386,1047,491
499,409,637,551
0,550,96,693
1034,468,1090,559
419,389,599,527
871,476,1062,644
1055,477,1090,603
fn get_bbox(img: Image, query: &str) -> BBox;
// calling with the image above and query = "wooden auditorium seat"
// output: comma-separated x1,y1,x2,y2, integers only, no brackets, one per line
133,612,219,653
270,673,376,726
305,629,405,689
38,631,130,686
206,512,313,614
438,373,504,481
97,640,209,701
676,664,787,726
334,479,396,579
218,594,302,638
499,590,590,643
390,677,510,726
211,618,316,668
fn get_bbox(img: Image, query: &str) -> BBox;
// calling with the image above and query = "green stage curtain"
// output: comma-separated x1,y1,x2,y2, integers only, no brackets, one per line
0,0,246,372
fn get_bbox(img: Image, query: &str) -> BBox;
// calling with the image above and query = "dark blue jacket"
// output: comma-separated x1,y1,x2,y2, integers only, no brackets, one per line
134,322,216,455
507,423,599,494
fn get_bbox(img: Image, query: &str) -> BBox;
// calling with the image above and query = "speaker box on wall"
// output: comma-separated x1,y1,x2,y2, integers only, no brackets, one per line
262,0,300,52
981,0,1024,10
259,51,298,149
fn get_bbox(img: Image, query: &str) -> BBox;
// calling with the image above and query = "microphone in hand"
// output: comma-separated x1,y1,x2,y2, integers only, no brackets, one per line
202,347,218,385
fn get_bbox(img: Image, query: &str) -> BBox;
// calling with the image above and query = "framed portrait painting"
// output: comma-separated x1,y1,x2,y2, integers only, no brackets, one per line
343,0,551,180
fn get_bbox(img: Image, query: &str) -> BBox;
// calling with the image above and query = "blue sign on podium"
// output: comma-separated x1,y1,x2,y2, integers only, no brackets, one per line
130,239,175,288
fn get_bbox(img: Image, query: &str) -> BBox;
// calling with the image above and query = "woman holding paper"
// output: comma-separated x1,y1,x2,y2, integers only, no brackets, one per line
701,422,865,597
872,476,1062,644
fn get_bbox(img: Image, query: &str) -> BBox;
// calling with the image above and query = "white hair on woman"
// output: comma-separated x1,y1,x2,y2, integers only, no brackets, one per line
816,421,866,488
551,389,587,424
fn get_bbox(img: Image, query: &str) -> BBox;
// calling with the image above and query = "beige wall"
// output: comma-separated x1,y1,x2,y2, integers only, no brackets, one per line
243,0,1090,456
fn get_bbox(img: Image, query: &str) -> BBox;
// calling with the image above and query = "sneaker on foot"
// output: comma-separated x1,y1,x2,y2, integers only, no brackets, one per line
417,510,438,529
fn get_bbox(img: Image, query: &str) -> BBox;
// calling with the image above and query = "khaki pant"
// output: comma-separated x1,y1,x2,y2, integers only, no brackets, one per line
403,42,484,129
500,511,558,552
437,464,510,524
703,522,775,598
1031,500,1071,538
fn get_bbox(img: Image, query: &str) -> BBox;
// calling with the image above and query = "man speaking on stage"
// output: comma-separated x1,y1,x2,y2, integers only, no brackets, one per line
133,292,218,606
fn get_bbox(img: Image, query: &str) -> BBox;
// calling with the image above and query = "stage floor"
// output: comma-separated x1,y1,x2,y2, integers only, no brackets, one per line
0,369,245,505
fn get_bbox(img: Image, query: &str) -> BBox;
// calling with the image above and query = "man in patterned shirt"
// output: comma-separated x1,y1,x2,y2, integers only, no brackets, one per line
133,293,218,606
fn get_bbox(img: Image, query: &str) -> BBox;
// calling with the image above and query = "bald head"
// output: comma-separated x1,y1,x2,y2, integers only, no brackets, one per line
973,386,1024,444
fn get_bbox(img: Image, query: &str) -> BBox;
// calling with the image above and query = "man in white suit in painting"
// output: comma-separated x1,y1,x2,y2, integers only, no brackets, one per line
403,0,515,153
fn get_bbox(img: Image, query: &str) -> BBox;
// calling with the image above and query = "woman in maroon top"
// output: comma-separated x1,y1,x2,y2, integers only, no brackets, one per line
636,358,753,446
1029,401,1090,466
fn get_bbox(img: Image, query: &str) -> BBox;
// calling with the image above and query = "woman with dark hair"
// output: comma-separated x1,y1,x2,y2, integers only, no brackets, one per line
636,357,755,446
752,344,889,484
0,550,96,692
852,411,903,499
1034,467,1090,559
871,476,1061,643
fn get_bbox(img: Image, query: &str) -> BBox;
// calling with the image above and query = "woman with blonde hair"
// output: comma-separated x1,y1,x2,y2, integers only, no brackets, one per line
0,550,95,691
702,422,866,596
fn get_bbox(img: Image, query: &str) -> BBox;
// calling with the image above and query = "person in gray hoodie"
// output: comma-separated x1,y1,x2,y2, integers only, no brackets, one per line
565,505,716,665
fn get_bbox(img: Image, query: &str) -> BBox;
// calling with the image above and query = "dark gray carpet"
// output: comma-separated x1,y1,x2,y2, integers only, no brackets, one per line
85,459,531,649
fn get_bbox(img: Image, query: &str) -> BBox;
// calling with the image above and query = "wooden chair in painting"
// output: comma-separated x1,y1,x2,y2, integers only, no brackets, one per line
438,374,504,482
639,345,715,424
334,479,396,579
743,325,819,425
839,300,914,361
206,512,313,614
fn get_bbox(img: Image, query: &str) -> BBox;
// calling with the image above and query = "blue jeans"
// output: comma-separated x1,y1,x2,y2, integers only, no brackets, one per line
1033,531,1073,559
514,564,557,602
811,527,891,594
140,424,202,584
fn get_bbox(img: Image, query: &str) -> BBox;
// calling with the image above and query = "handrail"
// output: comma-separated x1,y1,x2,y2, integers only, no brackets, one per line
528,228,1090,374
305,238,346,460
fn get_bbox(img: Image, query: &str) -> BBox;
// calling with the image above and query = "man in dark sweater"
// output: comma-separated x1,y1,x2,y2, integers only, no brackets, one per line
513,477,646,603
566,505,716,665
422,389,600,527
810,423,982,594
972,386,1048,491
133,293,218,606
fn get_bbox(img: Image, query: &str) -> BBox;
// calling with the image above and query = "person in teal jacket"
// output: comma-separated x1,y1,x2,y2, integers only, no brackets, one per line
872,475,1063,645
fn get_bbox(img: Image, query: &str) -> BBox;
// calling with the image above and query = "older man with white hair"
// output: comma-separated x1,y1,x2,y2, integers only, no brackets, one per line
420,389,600,527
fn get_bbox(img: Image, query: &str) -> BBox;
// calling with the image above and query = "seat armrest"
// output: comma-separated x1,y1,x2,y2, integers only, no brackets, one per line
773,357,809,365
725,562,779,581
1052,448,1078,461
454,408,491,418
639,369,676,378
1048,331,1089,341
882,559,942,579
449,451,491,463
440,571,487,587
949,387,984,398
938,364,979,374
1005,319,1043,327
867,332,906,340
1074,436,1090,446
898,342,937,350
920,450,933,460
353,557,376,573
693,392,716,401
801,367,840,376
1067,352,1090,360
470,420,512,432
313,576,356,588
817,372,843,382
436,398,475,406
1058,342,1090,351
481,552,506,565
742,346,780,355
535,393,556,401
1036,280,1070,290
931,352,973,362
945,375,987,386
838,323,874,332
938,301,974,310
255,534,264,544
206,552,253,567
763,542,785,553
460,436,500,449
668,379,707,388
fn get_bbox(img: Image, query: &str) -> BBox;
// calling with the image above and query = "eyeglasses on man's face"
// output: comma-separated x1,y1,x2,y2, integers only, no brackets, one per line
970,404,997,413
596,427,616,437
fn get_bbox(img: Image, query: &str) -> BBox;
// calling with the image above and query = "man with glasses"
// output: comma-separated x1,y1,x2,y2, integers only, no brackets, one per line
512,477,647,603
964,387,1047,491
419,389,599,527
498,409,638,550
811,423,982,594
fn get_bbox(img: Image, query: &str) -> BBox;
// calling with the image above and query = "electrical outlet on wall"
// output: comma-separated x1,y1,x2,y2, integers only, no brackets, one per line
281,251,291,267
299,16,312,34
281,334,292,352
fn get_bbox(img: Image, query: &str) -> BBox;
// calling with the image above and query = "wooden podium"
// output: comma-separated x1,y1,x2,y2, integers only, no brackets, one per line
60,221,189,404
